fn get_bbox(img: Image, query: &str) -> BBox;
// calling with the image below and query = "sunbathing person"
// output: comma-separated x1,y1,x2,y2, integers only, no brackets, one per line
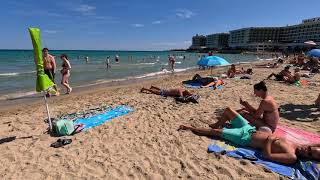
283,68,301,84
140,86,199,103
189,74,216,86
141,86,192,97
296,52,305,67
237,81,279,132
266,65,292,81
178,107,320,165
201,77,224,89
227,64,244,78
255,63,279,68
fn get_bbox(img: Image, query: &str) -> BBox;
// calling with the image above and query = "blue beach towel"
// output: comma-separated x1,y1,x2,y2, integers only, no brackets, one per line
183,82,224,90
208,140,319,180
74,105,133,131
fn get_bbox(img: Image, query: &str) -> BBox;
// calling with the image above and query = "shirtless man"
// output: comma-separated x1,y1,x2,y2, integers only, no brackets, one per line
140,86,193,97
267,65,292,81
43,48,58,95
179,107,320,164
236,81,279,132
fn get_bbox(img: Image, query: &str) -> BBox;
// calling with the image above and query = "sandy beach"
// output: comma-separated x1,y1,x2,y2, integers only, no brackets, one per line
0,61,319,179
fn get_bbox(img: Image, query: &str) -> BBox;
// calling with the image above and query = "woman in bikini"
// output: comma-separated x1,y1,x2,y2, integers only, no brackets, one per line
60,54,72,94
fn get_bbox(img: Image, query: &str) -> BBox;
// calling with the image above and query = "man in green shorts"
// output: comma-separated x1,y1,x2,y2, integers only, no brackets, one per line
179,107,320,164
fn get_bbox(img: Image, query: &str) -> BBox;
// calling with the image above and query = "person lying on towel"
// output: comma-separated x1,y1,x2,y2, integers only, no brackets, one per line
236,81,279,133
200,77,224,89
140,86,199,103
187,74,216,86
266,65,292,81
255,62,279,68
178,107,320,165
283,68,301,84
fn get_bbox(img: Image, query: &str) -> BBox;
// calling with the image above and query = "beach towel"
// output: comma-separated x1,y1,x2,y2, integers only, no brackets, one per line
293,80,309,86
208,140,319,180
183,82,224,90
74,105,133,131
274,125,320,145
207,125,320,179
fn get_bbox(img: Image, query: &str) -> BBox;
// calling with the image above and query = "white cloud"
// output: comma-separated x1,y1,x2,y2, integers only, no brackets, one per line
43,30,58,34
132,24,144,28
152,20,162,25
175,9,195,19
74,4,96,15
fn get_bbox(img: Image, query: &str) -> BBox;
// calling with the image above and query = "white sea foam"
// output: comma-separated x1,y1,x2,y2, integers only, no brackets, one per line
138,62,156,65
0,71,36,77
0,73,20,76
135,67,194,79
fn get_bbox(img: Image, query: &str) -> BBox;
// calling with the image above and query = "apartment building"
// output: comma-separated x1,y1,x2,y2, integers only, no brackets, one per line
228,17,320,50
206,33,230,49
189,34,207,49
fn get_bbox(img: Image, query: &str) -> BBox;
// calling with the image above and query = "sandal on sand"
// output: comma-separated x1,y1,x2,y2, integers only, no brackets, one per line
50,138,72,148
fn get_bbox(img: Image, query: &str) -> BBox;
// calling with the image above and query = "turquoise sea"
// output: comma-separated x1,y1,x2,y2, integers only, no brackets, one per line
0,50,270,98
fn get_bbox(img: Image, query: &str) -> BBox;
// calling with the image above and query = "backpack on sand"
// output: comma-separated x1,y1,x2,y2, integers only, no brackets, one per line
54,119,75,136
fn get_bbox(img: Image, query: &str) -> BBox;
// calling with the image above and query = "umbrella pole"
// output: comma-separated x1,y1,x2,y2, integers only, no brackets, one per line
43,91,53,132
210,67,213,76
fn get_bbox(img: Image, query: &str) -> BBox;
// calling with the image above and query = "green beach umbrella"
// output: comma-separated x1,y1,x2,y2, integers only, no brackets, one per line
28,27,55,131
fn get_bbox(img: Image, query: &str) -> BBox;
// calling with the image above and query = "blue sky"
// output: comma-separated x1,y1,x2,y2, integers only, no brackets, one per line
0,0,319,50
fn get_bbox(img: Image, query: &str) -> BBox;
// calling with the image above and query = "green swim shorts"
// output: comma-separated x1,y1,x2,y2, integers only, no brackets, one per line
222,114,256,146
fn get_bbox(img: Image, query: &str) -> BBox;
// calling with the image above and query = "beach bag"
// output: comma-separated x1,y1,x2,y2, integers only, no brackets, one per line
54,119,75,136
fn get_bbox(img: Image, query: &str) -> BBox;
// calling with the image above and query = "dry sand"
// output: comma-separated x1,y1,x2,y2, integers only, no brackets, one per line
0,61,319,179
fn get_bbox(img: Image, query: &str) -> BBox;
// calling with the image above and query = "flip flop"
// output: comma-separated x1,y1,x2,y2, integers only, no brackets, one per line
50,138,72,148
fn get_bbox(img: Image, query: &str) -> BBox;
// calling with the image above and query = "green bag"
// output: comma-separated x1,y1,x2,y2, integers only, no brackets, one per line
54,119,75,136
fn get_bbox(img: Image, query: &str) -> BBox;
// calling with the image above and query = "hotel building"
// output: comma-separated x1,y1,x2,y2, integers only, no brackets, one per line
206,33,230,49
189,34,207,49
228,17,320,51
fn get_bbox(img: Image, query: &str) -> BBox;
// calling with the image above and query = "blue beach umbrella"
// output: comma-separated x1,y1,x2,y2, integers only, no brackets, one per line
197,56,230,74
197,56,230,66
307,49,320,58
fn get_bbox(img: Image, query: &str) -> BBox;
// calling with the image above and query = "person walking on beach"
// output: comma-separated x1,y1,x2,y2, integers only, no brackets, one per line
42,48,59,96
106,56,111,69
235,81,279,132
168,55,175,72
60,54,72,94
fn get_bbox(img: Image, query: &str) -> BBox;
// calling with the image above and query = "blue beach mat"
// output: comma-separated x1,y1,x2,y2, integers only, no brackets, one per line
74,105,133,131
208,140,319,180
183,82,224,90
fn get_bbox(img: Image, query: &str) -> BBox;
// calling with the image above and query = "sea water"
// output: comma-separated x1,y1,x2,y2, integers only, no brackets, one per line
0,50,271,98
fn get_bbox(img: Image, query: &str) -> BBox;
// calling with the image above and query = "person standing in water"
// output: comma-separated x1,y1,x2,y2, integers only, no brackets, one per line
106,56,111,69
168,55,175,72
85,56,89,63
42,48,59,96
60,54,72,94
115,55,120,63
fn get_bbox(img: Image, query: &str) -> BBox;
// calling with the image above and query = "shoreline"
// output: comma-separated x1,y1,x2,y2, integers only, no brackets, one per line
0,58,273,112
